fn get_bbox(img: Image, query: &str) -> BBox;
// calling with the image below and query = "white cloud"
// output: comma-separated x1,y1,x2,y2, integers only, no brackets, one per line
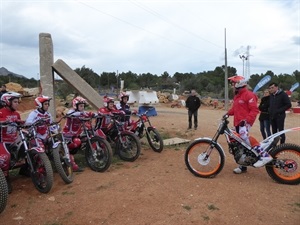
0,0,299,79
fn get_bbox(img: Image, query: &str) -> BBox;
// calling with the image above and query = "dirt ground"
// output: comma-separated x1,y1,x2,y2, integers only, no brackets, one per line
1,101,300,225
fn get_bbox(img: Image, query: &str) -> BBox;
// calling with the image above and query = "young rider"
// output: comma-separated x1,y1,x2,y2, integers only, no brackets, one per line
226,75,272,174
0,92,22,193
115,92,136,125
23,96,55,177
63,96,94,172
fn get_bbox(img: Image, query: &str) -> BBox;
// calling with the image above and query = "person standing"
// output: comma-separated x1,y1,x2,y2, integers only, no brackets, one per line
226,76,272,174
185,89,201,130
268,82,292,144
258,89,271,139
0,85,8,109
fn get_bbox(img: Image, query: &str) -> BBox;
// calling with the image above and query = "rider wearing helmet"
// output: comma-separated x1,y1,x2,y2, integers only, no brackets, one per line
115,92,136,125
26,95,54,140
226,75,272,173
22,95,54,177
96,96,122,129
63,96,94,172
0,92,22,193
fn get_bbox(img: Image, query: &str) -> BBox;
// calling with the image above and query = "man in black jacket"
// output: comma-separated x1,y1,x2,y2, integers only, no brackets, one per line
185,89,201,130
268,82,292,144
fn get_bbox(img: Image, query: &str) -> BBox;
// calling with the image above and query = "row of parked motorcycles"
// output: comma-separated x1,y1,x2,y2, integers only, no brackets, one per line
0,107,163,214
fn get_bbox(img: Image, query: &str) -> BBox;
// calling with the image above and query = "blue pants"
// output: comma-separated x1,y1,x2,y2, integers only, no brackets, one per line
259,119,271,139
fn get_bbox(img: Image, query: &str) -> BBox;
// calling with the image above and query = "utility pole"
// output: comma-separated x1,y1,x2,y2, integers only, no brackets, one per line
224,28,229,111
116,70,119,94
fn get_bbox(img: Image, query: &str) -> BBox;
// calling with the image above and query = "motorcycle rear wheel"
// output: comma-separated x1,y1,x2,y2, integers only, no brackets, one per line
85,136,113,172
30,152,53,193
0,169,8,214
52,143,74,184
146,127,164,152
117,133,141,162
266,143,300,185
185,139,225,178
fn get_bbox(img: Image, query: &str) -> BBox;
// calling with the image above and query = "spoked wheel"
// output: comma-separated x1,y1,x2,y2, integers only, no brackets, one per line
266,143,300,185
52,143,74,184
146,127,164,152
0,169,8,214
117,133,141,162
184,139,225,178
85,136,113,172
29,152,53,193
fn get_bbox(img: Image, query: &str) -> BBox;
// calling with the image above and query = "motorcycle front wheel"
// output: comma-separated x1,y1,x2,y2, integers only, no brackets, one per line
185,139,225,178
266,143,300,185
0,169,8,214
29,152,53,193
52,143,74,184
117,133,141,162
85,136,113,172
146,127,164,152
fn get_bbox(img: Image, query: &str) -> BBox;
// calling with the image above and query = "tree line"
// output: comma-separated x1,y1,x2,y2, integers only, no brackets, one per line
1,66,299,101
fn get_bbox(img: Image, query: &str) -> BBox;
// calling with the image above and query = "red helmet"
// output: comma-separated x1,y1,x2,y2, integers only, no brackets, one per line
228,75,247,88
103,96,114,104
72,96,87,109
1,92,22,106
35,95,52,108
119,92,129,101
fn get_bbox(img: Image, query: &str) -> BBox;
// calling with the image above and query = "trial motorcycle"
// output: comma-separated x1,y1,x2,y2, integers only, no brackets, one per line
1,121,53,193
127,107,163,153
184,114,300,185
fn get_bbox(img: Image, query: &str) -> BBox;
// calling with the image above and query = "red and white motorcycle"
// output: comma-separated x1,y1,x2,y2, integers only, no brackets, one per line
185,115,300,185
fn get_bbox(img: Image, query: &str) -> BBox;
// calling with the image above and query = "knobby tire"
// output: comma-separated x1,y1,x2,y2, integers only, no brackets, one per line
266,143,300,185
184,139,225,178
30,152,53,193
0,169,8,214
52,143,74,184
117,133,141,162
85,136,113,172
146,127,164,152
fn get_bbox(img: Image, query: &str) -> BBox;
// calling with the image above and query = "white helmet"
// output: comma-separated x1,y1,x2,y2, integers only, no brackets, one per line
35,95,52,108
228,75,247,88
72,96,87,109
1,92,22,106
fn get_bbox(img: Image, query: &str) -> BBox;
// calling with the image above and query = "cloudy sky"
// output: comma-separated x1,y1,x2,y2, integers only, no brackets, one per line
0,0,299,79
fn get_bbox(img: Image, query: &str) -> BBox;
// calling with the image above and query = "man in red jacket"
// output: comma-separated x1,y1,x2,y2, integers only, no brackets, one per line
227,76,272,174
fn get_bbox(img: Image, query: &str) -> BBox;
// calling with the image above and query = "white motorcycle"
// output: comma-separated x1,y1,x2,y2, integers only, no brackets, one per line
185,115,300,185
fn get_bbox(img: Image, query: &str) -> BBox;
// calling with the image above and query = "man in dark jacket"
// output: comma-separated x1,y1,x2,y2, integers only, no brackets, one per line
268,82,292,144
185,89,201,130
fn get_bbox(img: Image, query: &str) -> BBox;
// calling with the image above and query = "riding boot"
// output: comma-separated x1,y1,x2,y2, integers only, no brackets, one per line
70,154,84,172
253,146,273,168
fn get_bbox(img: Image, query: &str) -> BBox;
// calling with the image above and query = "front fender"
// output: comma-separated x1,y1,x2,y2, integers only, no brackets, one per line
193,137,226,157
28,146,45,153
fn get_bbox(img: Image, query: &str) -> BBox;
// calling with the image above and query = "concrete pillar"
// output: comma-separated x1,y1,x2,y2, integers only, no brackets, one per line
39,33,56,117
52,59,103,109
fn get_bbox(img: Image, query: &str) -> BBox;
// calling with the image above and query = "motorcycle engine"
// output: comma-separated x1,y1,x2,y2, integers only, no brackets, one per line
229,142,257,166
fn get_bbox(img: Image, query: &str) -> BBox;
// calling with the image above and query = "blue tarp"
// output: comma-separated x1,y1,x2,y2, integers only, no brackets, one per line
138,106,157,116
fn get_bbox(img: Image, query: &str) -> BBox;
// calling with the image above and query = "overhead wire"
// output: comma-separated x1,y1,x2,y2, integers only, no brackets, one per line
76,0,218,55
